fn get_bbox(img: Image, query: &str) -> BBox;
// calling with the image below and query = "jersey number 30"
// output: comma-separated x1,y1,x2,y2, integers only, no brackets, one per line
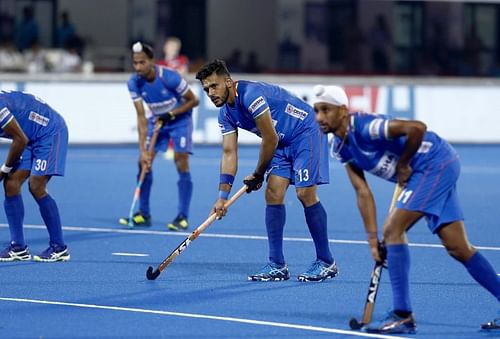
35,159,47,171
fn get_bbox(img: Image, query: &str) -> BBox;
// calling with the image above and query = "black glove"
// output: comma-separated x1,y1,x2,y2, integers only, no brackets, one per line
377,240,388,267
243,172,264,193
159,112,175,124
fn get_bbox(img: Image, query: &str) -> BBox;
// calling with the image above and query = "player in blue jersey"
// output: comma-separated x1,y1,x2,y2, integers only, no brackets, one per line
195,59,337,282
0,90,70,262
119,42,199,230
313,85,500,333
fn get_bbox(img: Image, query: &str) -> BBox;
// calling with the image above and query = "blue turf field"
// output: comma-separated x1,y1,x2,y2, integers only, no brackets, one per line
0,144,499,338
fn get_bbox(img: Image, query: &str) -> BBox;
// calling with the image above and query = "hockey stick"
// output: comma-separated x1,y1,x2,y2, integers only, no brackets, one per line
146,185,247,280
349,184,403,330
122,122,162,227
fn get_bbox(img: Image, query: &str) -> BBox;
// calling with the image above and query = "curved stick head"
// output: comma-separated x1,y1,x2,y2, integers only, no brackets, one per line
146,266,161,280
349,317,364,330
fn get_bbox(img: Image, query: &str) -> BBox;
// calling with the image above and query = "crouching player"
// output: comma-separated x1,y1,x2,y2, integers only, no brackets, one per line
312,85,500,333
0,90,70,262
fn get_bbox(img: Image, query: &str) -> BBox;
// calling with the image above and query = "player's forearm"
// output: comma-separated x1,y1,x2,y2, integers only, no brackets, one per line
395,121,426,166
5,137,28,167
219,151,237,191
255,135,278,175
137,121,148,153
356,190,378,237
171,97,199,117
3,121,28,167
399,135,423,166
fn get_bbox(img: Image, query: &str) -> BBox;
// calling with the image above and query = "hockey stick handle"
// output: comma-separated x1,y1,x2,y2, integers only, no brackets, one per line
155,185,247,273
137,122,162,184
127,122,162,225
358,184,403,326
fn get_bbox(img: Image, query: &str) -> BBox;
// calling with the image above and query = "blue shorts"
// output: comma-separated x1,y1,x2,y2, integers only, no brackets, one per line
397,156,463,233
17,125,68,177
268,129,329,187
147,118,193,154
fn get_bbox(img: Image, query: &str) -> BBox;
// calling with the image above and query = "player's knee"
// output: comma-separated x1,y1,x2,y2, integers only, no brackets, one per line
265,186,284,204
296,189,317,206
174,154,189,172
3,177,22,196
445,243,475,262
382,225,404,243
28,180,48,199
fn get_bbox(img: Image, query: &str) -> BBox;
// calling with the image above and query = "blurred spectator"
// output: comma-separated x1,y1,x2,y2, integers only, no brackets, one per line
460,25,484,76
157,37,188,76
427,21,451,75
301,33,328,72
0,40,25,72
23,40,47,73
0,12,15,42
488,52,500,77
244,51,262,73
344,26,365,73
15,6,39,51
53,45,82,73
368,14,391,74
278,35,301,70
225,48,244,73
57,12,76,48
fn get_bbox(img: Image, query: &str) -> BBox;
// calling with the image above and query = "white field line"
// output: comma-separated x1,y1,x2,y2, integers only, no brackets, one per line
0,297,410,339
0,223,499,252
111,252,149,257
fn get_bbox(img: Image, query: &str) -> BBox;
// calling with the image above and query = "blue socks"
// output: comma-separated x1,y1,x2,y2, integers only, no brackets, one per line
5,194,65,248
139,170,153,217
304,202,333,264
36,195,65,247
387,244,412,312
138,170,192,219
4,194,25,247
177,172,192,218
266,204,286,265
464,251,500,302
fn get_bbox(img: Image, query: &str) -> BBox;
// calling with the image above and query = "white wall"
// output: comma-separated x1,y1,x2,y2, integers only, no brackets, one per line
1,74,500,144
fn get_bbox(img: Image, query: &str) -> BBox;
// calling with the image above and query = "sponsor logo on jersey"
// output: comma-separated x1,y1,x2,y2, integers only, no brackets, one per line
417,141,433,153
149,98,178,114
369,152,397,180
0,107,10,122
285,104,308,120
369,118,385,139
29,111,50,127
248,96,266,113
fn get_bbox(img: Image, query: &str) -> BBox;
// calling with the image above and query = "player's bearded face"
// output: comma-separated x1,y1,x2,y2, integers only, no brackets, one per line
133,53,154,78
207,76,229,107
315,103,343,134
215,86,230,107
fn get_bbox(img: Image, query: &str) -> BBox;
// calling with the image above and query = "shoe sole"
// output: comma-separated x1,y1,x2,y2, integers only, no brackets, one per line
297,272,338,282
248,277,290,282
33,254,71,262
0,255,32,262
167,224,188,231
119,218,151,227
481,321,500,330
365,328,417,335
